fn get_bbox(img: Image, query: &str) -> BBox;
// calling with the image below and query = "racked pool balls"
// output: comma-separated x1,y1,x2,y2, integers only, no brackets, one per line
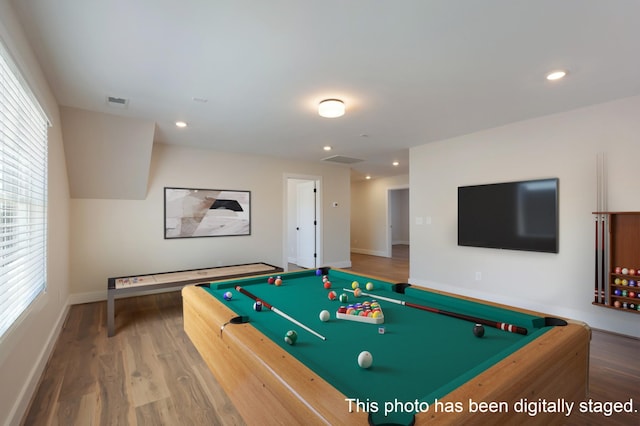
284,330,298,345
473,324,485,338
223,291,233,301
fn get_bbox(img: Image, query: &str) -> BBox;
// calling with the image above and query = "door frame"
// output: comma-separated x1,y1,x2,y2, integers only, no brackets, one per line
283,173,322,271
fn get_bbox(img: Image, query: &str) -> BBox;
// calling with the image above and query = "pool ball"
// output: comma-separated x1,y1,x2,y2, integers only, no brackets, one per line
629,291,636,298
223,291,233,301
339,293,349,303
357,351,373,369
253,301,262,311
274,278,282,286
473,324,485,338
323,281,332,289
614,300,622,308
629,280,636,287
614,278,621,285
284,330,298,345
614,266,622,274
366,282,374,291
267,276,275,284
353,288,362,297
622,267,629,275
351,281,359,289
315,269,322,276
328,291,337,301
630,268,637,276
319,310,330,322
614,289,622,296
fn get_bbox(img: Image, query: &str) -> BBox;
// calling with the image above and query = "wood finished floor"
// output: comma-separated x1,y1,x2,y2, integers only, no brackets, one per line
22,246,640,425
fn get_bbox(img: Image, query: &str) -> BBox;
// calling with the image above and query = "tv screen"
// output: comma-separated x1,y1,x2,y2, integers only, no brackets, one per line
458,178,559,253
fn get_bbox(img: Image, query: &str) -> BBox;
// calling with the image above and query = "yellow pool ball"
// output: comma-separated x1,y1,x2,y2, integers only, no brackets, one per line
351,281,359,289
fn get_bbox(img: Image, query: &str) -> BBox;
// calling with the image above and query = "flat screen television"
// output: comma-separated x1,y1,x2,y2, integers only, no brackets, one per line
458,178,559,253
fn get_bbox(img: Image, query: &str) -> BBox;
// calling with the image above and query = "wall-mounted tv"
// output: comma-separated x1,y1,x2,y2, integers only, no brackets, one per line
458,178,559,253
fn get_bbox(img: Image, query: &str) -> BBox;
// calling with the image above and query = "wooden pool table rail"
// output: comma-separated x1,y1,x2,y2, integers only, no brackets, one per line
183,273,590,425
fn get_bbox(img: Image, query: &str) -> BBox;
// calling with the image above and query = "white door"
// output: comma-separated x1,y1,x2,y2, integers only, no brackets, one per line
296,181,317,268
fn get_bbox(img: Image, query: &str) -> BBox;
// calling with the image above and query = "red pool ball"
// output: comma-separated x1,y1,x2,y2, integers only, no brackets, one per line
323,281,332,289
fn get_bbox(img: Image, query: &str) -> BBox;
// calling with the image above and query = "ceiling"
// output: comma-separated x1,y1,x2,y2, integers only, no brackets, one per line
11,1,640,181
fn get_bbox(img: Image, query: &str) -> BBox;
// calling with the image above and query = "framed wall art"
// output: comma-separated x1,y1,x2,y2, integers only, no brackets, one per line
164,187,251,238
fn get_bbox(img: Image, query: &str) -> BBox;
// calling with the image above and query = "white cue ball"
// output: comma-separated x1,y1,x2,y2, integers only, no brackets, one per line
319,310,330,322
357,351,373,369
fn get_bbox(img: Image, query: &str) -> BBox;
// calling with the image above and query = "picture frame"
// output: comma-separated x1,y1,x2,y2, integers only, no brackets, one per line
164,187,251,238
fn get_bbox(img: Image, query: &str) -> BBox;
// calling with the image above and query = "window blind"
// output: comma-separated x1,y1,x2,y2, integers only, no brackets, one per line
0,42,48,339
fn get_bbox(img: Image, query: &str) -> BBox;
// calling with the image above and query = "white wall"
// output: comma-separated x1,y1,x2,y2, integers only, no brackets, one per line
69,144,351,301
351,175,409,256
390,188,410,244
410,95,640,338
0,1,70,424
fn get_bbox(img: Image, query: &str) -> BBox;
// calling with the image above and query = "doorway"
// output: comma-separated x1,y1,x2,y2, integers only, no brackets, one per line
284,176,322,270
387,187,410,258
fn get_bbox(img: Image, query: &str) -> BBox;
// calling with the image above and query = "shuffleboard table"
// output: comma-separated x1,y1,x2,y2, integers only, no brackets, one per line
107,262,282,336
183,268,590,425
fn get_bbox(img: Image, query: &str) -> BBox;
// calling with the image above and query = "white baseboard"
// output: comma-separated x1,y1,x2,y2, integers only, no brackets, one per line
324,260,352,269
7,299,70,426
351,247,389,257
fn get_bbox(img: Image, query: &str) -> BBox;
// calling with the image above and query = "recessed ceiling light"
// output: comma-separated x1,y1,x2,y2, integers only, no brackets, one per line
392,161,399,166
318,99,345,118
175,121,188,128
365,175,372,180
546,70,567,81
323,146,332,151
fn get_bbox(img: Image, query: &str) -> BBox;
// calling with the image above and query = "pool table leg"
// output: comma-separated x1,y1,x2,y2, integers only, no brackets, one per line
107,290,115,337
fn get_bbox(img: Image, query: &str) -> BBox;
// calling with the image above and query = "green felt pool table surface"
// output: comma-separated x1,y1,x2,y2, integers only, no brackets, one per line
196,268,567,425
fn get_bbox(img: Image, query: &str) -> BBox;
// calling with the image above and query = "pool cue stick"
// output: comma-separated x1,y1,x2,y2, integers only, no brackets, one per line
235,286,326,341
343,288,528,335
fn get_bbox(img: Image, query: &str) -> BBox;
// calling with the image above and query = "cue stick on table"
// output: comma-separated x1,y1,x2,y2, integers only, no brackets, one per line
234,285,327,341
342,288,528,335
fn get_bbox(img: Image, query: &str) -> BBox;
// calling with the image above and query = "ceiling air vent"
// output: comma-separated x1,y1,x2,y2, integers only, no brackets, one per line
322,155,364,164
106,96,129,108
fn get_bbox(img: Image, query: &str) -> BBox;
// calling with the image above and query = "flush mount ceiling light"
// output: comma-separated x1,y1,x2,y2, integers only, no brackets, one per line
323,145,332,151
546,70,567,81
318,99,345,118
175,121,188,128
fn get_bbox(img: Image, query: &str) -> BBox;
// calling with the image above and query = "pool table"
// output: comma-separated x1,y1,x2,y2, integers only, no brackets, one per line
183,268,590,425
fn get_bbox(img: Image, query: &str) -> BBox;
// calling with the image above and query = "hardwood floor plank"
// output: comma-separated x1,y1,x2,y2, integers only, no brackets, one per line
123,333,171,408
97,351,135,425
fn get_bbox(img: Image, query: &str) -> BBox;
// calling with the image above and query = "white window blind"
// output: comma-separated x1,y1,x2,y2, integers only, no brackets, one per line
0,42,48,339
